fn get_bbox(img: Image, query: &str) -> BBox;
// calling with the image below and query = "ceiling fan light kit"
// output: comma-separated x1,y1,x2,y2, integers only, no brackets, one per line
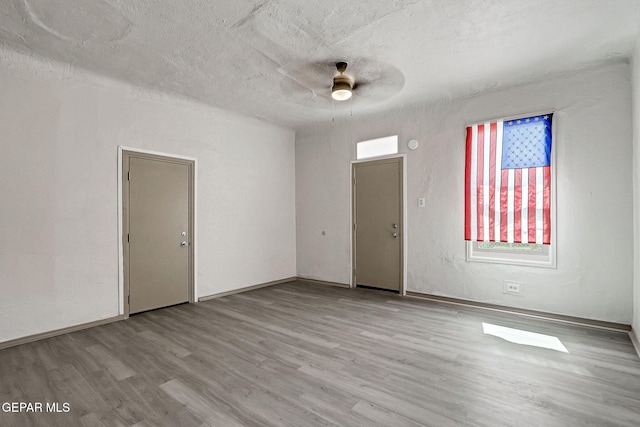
331,83,352,101
331,61,354,101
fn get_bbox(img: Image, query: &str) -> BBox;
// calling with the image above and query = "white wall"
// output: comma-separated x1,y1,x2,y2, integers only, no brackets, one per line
296,61,633,324
0,48,296,343
632,39,640,342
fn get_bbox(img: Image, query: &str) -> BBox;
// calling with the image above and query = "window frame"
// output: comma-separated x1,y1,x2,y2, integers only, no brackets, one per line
466,241,556,268
465,111,557,268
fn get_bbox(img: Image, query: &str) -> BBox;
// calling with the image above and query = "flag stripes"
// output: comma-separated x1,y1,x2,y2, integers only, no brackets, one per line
465,116,551,244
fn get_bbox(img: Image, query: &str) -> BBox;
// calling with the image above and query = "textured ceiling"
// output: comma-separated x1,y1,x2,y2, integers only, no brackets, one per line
1,0,639,129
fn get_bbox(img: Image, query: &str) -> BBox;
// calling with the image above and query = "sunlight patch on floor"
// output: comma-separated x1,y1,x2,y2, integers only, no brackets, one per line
482,322,569,353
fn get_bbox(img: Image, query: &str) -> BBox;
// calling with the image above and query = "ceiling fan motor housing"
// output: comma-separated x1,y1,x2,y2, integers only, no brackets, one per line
333,74,353,90
332,62,354,100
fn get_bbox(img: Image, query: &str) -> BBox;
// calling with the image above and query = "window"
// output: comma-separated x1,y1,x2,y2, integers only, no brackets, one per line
464,113,555,267
356,135,398,160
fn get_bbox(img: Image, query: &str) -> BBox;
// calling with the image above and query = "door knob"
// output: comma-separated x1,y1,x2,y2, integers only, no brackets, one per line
392,224,398,229
181,241,188,247
392,233,398,238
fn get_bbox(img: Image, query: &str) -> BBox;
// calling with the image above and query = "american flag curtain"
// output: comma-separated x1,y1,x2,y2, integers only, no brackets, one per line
464,114,553,245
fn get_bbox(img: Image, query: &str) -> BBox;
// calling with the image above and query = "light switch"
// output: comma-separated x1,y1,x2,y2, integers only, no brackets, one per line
418,197,426,208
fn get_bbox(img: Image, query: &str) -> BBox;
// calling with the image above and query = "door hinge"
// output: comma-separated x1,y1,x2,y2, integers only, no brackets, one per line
127,233,130,242
127,295,130,305
353,223,357,230
127,171,130,181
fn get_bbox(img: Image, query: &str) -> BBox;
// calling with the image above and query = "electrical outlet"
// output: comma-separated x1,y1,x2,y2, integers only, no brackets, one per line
503,281,523,295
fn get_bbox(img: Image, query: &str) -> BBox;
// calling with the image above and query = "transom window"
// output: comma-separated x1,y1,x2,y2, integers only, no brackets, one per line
356,135,398,160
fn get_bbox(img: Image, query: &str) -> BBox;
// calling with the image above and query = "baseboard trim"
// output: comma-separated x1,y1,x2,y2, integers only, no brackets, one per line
406,292,631,333
630,329,640,358
0,315,125,350
296,277,351,288
198,277,297,302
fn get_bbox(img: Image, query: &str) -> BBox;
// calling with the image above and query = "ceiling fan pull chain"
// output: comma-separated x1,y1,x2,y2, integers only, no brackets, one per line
332,97,335,122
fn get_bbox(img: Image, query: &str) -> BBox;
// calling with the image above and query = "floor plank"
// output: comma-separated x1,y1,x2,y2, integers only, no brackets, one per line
1,281,640,426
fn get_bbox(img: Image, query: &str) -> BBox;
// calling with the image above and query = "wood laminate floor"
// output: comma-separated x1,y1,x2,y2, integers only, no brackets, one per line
1,281,640,426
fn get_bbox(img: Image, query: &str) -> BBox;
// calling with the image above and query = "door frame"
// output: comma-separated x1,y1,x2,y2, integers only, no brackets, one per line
118,146,197,318
350,154,407,295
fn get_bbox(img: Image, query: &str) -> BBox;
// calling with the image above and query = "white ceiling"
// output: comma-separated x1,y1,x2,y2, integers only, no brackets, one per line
1,0,639,129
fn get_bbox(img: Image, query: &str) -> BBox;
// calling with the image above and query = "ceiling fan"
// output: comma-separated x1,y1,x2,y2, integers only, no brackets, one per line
278,58,404,108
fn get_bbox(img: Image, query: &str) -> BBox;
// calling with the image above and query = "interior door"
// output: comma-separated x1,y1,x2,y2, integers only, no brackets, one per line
353,157,403,292
126,155,192,314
